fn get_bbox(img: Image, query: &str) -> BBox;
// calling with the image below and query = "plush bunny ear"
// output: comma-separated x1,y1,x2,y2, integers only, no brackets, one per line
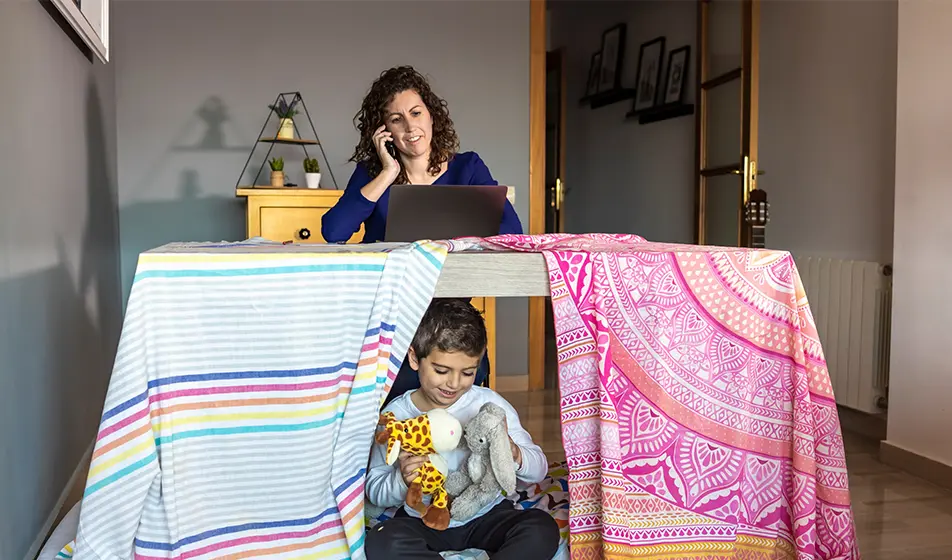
488,424,517,495
481,402,507,420
386,438,402,465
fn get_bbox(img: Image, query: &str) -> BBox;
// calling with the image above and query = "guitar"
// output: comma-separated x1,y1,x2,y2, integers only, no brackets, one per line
744,189,769,249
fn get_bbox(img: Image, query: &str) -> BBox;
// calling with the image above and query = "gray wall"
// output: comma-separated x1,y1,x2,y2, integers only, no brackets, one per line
0,3,122,558
549,0,897,263
113,0,531,375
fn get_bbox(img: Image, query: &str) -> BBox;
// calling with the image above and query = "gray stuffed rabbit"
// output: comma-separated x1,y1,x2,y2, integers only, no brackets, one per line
444,402,518,521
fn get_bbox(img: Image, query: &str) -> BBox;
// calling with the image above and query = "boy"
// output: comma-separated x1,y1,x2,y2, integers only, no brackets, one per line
365,299,560,560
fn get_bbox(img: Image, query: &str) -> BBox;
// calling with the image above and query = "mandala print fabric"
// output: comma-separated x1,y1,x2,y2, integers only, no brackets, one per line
449,234,860,560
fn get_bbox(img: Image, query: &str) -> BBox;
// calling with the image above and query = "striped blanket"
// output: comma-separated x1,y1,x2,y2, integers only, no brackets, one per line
66,240,448,559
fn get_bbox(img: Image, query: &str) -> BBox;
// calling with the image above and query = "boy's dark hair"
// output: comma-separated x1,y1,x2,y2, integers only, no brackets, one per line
410,299,487,360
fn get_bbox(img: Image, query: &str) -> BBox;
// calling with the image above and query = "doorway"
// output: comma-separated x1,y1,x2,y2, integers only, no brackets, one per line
543,48,566,389
527,0,771,390
545,49,566,235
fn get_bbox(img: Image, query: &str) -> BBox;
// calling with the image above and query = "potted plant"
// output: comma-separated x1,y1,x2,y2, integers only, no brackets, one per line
303,157,321,189
269,99,298,140
269,156,285,187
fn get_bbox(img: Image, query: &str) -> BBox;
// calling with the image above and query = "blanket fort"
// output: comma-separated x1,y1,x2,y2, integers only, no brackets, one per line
61,234,858,560
445,234,860,560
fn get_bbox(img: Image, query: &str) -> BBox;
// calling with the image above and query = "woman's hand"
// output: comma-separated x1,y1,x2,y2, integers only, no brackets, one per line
360,125,401,203
373,125,400,184
398,451,427,486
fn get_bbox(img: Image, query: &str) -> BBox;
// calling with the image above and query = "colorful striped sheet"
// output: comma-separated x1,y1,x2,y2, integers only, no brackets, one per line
65,240,449,560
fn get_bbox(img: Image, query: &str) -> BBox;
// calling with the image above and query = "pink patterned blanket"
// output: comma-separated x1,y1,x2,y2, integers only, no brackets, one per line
449,234,859,560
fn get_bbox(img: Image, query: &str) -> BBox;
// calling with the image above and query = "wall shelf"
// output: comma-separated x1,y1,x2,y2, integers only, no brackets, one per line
258,137,319,146
627,103,695,125
234,92,338,190
580,88,637,110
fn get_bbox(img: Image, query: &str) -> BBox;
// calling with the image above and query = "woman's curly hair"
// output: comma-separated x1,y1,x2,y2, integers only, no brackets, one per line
350,66,459,184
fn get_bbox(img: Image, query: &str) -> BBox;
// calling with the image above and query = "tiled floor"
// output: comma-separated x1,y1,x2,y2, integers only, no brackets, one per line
501,388,952,559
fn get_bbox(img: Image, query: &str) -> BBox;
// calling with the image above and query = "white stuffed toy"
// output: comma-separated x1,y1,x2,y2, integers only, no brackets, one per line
444,402,518,521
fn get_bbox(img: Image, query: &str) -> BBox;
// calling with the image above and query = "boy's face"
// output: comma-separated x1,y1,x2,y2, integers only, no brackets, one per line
408,347,480,408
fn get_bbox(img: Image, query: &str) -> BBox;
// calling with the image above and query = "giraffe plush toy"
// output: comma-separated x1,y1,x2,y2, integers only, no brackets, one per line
375,408,463,530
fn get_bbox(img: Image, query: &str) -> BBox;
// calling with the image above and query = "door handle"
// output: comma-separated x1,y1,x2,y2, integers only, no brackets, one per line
730,167,765,176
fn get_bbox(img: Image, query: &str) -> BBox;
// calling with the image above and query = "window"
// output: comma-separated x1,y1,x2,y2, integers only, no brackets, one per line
50,0,109,63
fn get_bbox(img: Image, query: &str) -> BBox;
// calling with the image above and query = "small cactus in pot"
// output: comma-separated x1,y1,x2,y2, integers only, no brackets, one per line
303,157,322,189
269,156,285,187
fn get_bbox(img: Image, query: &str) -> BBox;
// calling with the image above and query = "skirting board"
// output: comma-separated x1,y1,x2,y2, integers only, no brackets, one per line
880,440,952,492
25,441,93,560
495,374,529,393
836,405,887,441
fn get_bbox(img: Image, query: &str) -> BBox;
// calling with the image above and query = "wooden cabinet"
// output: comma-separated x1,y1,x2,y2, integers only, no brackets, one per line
237,188,362,244
236,187,497,388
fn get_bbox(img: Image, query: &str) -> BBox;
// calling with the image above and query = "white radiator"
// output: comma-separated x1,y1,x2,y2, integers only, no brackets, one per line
792,254,892,414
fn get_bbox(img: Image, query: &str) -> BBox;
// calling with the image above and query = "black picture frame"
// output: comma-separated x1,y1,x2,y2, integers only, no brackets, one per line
662,46,691,106
631,36,666,114
596,23,627,93
585,51,603,97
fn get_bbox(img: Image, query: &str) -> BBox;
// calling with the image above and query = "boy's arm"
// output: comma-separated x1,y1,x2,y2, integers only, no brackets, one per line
490,393,549,484
365,428,410,508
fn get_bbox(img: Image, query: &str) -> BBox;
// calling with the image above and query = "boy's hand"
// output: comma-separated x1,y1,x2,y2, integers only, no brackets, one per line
501,415,523,468
509,437,523,468
398,452,427,486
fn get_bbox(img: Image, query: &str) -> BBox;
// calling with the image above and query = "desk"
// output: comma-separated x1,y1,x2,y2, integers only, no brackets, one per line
436,252,548,297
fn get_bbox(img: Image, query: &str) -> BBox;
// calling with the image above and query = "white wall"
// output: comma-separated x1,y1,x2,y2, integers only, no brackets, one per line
759,0,897,264
884,0,952,468
113,0,531,375
0,2,122,558
549,0,897,264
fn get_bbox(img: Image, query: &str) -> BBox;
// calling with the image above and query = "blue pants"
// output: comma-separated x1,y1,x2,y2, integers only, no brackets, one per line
382,353,491,409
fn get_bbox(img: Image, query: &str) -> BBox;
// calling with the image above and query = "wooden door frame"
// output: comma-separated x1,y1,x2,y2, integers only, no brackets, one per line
528,0,546,390
694,0,762,247
547,48,568,234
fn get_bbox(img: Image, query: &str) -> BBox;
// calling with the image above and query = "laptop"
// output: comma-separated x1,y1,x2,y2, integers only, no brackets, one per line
384,184,509,242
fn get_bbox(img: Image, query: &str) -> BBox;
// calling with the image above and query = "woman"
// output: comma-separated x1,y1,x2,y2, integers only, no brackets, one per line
321,65,523,243
323,65,521,406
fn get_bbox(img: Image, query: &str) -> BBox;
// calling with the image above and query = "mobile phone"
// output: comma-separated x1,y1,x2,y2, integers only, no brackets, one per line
385,139,398,160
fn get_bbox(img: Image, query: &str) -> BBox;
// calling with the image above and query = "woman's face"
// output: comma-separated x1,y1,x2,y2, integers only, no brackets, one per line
384,89,433,159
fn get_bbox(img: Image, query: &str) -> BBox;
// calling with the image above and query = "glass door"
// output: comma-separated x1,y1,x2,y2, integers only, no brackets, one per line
695,0,768,248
